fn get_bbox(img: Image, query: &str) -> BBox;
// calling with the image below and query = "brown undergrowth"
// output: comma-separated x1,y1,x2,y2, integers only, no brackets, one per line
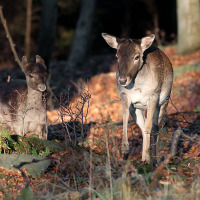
1,85,199,199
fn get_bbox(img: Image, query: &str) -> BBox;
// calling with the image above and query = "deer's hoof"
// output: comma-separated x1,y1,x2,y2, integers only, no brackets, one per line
152,158,158,168
123,153,129,160
121,143,129,160
142,155,150,164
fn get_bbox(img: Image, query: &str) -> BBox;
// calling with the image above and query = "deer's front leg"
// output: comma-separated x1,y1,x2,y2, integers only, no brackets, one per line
37,124,46,140
142,96,158,163
120,93,131,158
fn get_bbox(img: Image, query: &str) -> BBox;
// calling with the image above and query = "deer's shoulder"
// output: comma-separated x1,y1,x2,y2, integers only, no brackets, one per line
144,46,172,68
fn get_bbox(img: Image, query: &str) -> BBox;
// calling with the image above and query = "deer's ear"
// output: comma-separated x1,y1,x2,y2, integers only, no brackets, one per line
36,55,45,65
22,56,28,66
36,55,46,69
141,34,155,51
102,33,118,49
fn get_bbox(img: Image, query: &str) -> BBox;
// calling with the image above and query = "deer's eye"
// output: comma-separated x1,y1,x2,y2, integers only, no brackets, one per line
134,55,140,61
29,74,33,78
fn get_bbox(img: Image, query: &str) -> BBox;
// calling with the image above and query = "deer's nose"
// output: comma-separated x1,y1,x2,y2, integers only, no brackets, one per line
119,78,127,86
38,84,46,92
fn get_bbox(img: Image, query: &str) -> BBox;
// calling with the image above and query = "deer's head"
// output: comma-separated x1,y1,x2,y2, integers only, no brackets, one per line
22,55,47,92
102,33,155,86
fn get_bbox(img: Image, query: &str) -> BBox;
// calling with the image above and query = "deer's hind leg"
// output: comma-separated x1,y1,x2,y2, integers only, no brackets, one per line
143,97,159,163
129,106,145,134
158,100,168,124
151,100,169,164
152,106,160,164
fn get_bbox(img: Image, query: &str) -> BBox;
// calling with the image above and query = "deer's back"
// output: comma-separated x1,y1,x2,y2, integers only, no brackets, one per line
0,80,28,122
144,46,173,104
143,45,173,79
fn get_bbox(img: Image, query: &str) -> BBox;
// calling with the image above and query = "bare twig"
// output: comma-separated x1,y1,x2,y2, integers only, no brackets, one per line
57,87,91,146
181,132,198,141
166,116,199,126
169,111,200,116
0,5,24,71
169,98,199,125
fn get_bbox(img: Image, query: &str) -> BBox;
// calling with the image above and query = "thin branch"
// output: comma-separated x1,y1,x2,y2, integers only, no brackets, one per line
0,5,24,71
169,111,200,116
169,97,197,125
181,132,198,141
166,116,199,126
13,157,49,169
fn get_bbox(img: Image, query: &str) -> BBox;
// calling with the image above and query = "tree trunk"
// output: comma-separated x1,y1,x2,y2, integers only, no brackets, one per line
65,0,97,71
37,0,57,68
177,0,200,54
25,0,32,59
121,0,132,37
143,0,161,45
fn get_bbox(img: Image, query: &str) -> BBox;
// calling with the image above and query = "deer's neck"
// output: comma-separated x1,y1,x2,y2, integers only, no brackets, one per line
26,87,43,108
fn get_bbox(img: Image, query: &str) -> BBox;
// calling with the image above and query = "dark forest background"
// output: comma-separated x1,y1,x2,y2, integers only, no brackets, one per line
0,0,199,106
0,0,176,63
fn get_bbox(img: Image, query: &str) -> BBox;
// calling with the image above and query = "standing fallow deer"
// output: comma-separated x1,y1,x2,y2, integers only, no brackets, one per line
102,33,173,163
0,55,47,139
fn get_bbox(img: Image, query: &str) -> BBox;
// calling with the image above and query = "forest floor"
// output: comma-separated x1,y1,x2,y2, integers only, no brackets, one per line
0,47,200,199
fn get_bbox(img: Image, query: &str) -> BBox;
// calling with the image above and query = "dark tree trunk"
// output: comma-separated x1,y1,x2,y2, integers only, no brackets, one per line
25,0,32,59
65,0,97,71
121,0,132,37
143,0,161,45
37,0,57,68
177,0,200,54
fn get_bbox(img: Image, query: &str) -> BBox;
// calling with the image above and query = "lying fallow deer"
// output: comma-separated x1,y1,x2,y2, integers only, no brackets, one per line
0,55,47,139
102,33,173,163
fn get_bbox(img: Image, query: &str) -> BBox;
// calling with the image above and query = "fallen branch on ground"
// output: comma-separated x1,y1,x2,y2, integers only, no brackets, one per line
151,127,182,187
13,157,49,169
181,132,198,141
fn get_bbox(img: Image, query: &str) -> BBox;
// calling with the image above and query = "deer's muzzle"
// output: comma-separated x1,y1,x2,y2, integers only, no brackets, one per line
38,84,46,92
119,78,127,86
118,76,131,86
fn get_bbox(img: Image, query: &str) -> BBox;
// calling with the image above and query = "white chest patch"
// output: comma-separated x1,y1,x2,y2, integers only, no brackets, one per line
118,75,159,109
